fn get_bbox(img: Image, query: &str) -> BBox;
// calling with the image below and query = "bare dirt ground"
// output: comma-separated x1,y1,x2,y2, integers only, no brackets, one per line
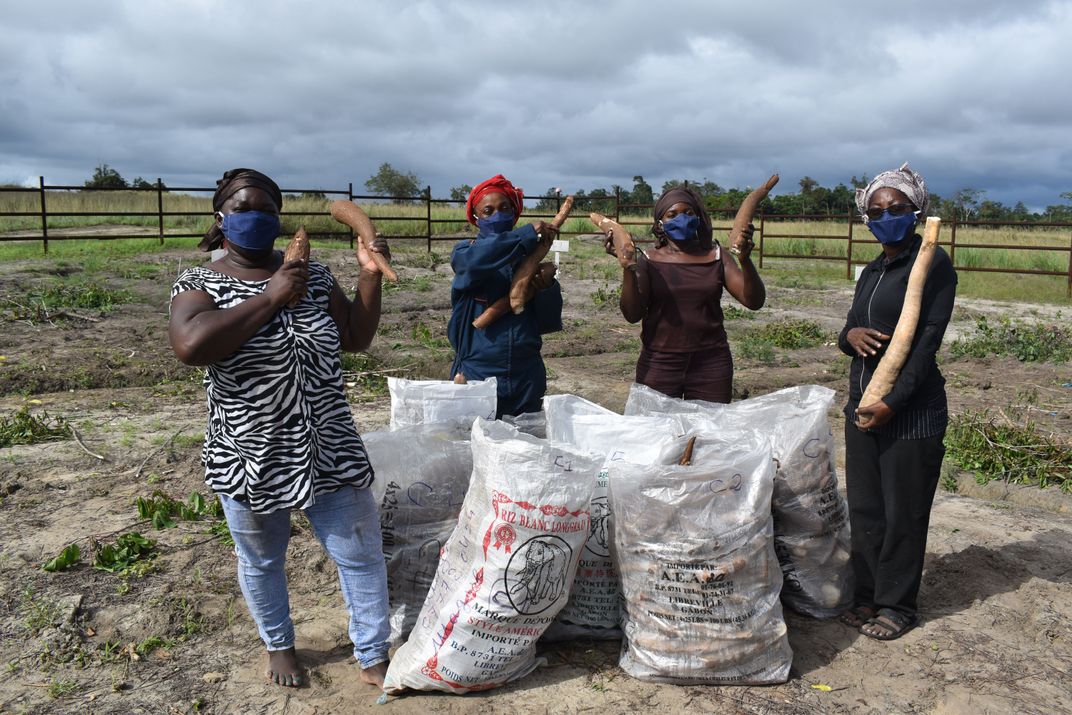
0,239,1069,715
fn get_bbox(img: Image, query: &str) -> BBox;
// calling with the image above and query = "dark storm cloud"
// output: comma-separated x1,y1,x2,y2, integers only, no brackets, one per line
0,0,1069,211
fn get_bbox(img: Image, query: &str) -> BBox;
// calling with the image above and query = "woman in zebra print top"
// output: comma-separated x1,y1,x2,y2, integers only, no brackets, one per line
168,168,391,689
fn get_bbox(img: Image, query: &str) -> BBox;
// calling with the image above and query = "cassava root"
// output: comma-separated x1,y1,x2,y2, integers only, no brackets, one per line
589,212,636,269
282,226,310,307
728,175,779,256
329,200,399,282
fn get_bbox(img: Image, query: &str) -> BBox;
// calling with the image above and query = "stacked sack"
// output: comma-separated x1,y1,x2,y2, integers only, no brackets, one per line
610,431,792,684
625,383,853,618
383,420,600,693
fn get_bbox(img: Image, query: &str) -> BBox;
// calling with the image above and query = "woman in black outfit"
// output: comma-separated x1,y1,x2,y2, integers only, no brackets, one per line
837,163,957,640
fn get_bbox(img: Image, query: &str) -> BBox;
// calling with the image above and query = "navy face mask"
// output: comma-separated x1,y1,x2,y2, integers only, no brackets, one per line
661,213,701,242
476,211,515,235
867,210,918,245
220,210,281,251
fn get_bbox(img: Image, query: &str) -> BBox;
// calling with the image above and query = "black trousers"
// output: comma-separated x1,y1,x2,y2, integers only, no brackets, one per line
844,423,945,617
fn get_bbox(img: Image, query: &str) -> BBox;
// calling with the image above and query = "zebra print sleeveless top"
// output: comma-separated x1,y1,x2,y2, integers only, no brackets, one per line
171,261,373,513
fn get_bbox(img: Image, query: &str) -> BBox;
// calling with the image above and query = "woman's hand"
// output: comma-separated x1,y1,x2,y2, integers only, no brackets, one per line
846,327,891,357
735,223,756,260
264,260,308,308
530,221,559,243
531,262,557,291
357,236,391,275
855,399,893,431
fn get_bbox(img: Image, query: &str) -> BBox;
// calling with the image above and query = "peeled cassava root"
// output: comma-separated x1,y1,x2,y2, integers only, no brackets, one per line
855,217,942,429
328,200,399,282
282,226,310,307
471,196,575,329
728,174,779,256
589,212,636,269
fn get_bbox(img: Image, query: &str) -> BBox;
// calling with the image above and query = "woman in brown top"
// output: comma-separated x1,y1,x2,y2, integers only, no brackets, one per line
604,185,765,402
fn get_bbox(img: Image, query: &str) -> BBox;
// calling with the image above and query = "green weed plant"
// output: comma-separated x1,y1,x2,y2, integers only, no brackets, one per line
0,407,69,447
945,411,1072,492
950,315,1071,363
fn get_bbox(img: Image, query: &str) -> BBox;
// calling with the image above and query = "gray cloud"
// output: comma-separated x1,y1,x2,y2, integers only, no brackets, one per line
0,0,1069,211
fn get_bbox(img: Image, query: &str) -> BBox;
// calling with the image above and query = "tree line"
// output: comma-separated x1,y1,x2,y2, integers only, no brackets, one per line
81,163,1072,223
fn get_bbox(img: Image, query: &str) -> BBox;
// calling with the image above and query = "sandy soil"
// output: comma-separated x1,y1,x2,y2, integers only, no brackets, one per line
0,241,1069,715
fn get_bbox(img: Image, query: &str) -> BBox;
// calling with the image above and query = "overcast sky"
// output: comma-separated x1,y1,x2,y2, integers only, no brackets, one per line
2,1,1069,211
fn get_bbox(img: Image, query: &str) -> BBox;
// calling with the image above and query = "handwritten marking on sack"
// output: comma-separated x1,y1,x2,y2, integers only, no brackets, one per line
801,437,822,459
553,455,574,472
706,473,743,495
407,480,463,508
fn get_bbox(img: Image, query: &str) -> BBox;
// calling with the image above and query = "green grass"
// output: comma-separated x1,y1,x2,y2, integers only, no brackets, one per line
746,319,828,349
945,411,1072,492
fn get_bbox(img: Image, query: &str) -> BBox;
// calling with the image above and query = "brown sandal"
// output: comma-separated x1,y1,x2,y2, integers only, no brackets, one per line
838,604,876,629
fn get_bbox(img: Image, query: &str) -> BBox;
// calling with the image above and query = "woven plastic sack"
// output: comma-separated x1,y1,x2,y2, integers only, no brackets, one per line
383,419,599,694
624,383,852,618
610,432,791,684
542,394,681,640
366,422,473,646
387,376,497,430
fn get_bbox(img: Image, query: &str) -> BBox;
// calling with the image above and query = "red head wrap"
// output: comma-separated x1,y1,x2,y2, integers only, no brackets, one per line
466,174,524,226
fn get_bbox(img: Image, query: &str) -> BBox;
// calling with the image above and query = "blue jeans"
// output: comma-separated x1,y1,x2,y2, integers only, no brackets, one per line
220,486,390,668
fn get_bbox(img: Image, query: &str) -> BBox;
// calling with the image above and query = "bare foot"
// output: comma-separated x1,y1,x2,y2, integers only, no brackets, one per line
266,648,304,687
360,661,388,688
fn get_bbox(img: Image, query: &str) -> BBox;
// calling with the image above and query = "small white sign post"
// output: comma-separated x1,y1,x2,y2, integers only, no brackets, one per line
551,239,570,272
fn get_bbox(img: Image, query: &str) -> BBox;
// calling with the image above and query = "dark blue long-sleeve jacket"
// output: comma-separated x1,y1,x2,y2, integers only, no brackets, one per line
447,223,563,417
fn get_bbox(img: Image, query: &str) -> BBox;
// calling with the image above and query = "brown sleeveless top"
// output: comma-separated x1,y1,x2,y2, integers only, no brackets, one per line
640,251,728,353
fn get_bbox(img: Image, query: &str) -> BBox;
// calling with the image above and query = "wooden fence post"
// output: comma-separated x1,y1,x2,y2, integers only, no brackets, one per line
157,178,164,245
758,211,765,269
347,182,354,249
38,176,48,255
846,209,854,280
426,185,432,252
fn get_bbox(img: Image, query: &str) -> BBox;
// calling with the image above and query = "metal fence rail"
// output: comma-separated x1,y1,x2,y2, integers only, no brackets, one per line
2,177,1070,295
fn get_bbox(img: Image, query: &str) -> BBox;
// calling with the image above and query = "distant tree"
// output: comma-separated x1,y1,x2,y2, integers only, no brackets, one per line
449,184,472,206
953,188,984,220
849,175,870,190
85,163,128,189
660,179,685,195
365,163,421,203
696,179,723,198
534,187,561,212
631,175,654,207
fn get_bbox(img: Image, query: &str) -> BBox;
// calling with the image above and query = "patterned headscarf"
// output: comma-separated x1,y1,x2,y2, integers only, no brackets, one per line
855,162,929,223
466,174,524,226
199,168,284,251
652,185,713,249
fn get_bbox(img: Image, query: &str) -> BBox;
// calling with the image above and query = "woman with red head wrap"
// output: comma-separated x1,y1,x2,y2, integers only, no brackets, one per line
448,175,563,417
604,184,765,402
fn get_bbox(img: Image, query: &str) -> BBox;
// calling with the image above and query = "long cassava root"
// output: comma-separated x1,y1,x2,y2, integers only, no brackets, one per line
855,217,942,429
328,200,399,282
728,174,779,256
282,226,310,307
472,196,575,329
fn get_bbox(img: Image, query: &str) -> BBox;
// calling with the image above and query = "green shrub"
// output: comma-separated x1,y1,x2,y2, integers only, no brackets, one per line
949,315,1071,363
945,411,1071,492
748,319,828,349
0,407,69,447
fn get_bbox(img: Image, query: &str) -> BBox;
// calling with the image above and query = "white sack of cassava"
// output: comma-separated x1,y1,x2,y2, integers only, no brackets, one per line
609,431,791,684
542,394,682,640
366,422,473,646
624,383,853,618
383,419,599,694
387,376,497,430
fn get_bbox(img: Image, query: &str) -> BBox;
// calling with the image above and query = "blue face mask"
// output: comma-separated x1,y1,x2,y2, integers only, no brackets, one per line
867,210,918,245
661,213,701,242
476,211,515,235
220,210,281,251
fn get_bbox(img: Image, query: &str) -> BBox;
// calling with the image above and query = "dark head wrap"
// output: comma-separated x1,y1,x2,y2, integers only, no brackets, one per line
652,185,713,249
466,174,524,226
198,168,284,251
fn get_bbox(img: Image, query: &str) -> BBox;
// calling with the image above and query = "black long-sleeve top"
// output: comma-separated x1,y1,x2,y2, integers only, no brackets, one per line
838,233,958,439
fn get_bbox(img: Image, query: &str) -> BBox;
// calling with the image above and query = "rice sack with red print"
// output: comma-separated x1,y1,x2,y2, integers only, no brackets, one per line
383,419,599,694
